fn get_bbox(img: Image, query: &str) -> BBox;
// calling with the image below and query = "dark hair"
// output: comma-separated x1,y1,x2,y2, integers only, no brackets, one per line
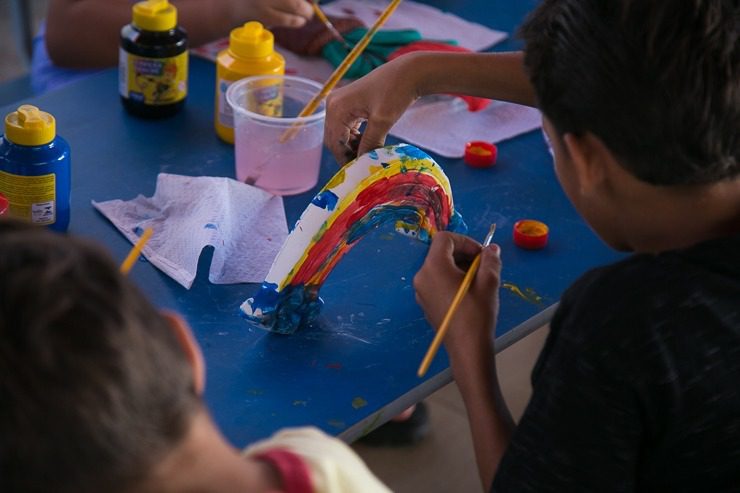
519,0,739,185
0,219,199,493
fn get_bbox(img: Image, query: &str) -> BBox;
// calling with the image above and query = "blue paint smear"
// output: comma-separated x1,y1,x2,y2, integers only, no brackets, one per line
133,226,144,236
346,205,420,244
448,211,468,234
242,282,323,334
394,144,430,161
367,150,378,160
204,223,218,230
311,191,339,211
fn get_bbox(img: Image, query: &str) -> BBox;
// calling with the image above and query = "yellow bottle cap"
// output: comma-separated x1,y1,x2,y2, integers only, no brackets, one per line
133,0,177,32
4,105,56,146
230,21,274,59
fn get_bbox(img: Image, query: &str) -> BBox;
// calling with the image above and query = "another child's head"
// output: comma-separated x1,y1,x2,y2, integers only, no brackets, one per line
0,220,201,492
520,0,739,248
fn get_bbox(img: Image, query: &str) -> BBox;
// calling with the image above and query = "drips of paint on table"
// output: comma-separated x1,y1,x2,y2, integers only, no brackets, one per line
241,143,466,334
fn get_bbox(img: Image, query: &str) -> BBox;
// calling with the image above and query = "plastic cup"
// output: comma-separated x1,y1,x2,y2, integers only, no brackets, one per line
226,75,326,195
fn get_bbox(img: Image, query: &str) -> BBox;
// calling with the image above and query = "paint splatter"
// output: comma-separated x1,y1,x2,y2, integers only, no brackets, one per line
351,397,368,409
327,419,346,429
292,400,308,407
311,191,339,211
204,223,218,230
502,282,544,305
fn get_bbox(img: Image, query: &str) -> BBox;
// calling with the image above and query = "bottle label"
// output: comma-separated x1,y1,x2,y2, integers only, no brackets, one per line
218,77,283,129
0,170,56,224
119,48,188,105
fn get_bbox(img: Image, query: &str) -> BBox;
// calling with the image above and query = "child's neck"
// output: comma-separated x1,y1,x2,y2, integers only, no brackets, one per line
138,411,282,493
622,176,740,253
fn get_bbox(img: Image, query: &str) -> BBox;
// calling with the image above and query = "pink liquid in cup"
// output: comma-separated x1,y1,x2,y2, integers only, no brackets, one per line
227,76,326,196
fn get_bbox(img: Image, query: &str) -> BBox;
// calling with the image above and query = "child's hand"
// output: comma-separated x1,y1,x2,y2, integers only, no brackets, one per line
238,0,314,28
413,232,502,360
325,54,424,164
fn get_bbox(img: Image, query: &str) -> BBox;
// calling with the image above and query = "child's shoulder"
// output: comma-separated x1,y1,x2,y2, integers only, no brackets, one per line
553,232,740,349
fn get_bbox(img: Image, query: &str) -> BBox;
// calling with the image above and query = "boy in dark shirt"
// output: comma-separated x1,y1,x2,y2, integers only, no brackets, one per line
410,0,740,491
323,0,738,488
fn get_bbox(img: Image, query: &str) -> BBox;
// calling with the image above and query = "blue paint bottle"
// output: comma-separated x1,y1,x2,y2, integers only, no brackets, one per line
0,105,71,232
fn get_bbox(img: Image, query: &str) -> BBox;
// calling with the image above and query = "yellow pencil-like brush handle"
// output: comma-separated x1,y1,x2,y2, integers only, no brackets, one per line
120,227,153,275
417,224,496,377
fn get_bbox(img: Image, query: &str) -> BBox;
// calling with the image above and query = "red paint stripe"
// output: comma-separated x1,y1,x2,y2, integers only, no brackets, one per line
290,172,451,286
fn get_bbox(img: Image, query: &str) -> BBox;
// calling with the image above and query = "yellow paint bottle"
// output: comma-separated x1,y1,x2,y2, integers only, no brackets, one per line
215,21,285,144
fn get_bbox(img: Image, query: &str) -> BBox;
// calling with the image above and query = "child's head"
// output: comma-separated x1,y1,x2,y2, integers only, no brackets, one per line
520,0,739,248
0,220,201,492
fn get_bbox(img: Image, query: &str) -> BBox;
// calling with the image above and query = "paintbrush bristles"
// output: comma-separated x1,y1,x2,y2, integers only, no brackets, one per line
417,224,496,377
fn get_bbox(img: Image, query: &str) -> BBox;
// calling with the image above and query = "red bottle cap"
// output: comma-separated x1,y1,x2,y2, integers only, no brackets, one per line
513,219,549,249
464,141,497,168
0,193,8,217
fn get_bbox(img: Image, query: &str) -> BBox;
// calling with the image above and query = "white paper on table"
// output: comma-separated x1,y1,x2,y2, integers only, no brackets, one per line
92,173,288,289
320,0,507,51
192,0,507,68
391,96,544,158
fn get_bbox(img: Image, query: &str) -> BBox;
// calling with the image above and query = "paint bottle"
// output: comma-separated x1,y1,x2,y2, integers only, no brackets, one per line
215,21,285,143
119,0,188,118
0,105,71,232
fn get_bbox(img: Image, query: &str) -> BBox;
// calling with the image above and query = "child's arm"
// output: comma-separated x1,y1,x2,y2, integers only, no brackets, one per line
325,51,535,163
413,232,514,490
45,0,313,68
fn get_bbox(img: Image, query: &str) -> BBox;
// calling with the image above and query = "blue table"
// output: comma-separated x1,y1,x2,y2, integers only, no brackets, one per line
1,0,622,446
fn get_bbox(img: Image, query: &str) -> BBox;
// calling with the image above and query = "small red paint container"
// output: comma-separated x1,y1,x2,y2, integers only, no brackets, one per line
464,141,497,168
0,193,8,217
513,219,549,250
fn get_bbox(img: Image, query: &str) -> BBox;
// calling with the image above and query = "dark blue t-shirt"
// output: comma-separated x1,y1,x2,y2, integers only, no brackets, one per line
493,233,740,492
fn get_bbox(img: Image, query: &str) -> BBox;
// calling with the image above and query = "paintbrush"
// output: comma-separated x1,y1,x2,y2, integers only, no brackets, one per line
310,0,352,50
120,227,153,275
417,224,497,378
280,0,403,143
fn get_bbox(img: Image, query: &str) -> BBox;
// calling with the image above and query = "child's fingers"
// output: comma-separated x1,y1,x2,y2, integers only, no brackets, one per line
475,244,502,292
357,117,392,157
325,92,363,163
425,231,482,272
286,0,315,19
264,11,310,28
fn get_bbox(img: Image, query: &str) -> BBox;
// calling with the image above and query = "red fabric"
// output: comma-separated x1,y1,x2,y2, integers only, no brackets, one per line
387,41,493,112
254,449,314,493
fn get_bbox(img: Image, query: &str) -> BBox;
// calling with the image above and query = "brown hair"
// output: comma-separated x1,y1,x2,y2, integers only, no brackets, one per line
0,219,199,492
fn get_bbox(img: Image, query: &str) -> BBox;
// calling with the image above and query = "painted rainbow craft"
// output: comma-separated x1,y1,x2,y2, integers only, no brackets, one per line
241,143,465,334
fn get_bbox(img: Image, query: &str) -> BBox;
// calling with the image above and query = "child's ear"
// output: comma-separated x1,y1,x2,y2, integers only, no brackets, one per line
562,131,613,195
161,311,206,396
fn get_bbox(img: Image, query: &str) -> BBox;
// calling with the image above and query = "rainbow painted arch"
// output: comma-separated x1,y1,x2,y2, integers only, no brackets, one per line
241,143,465,334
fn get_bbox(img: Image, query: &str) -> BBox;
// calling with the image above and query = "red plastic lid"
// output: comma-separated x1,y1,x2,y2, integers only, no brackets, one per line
513,219,549,249
464,141,497,168
0,193,8,217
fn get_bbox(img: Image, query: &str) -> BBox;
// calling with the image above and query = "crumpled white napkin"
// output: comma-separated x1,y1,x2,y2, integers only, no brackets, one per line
93,173,288,289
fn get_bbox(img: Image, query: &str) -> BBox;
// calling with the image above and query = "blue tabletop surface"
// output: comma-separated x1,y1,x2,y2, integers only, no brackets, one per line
1,0,622,446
